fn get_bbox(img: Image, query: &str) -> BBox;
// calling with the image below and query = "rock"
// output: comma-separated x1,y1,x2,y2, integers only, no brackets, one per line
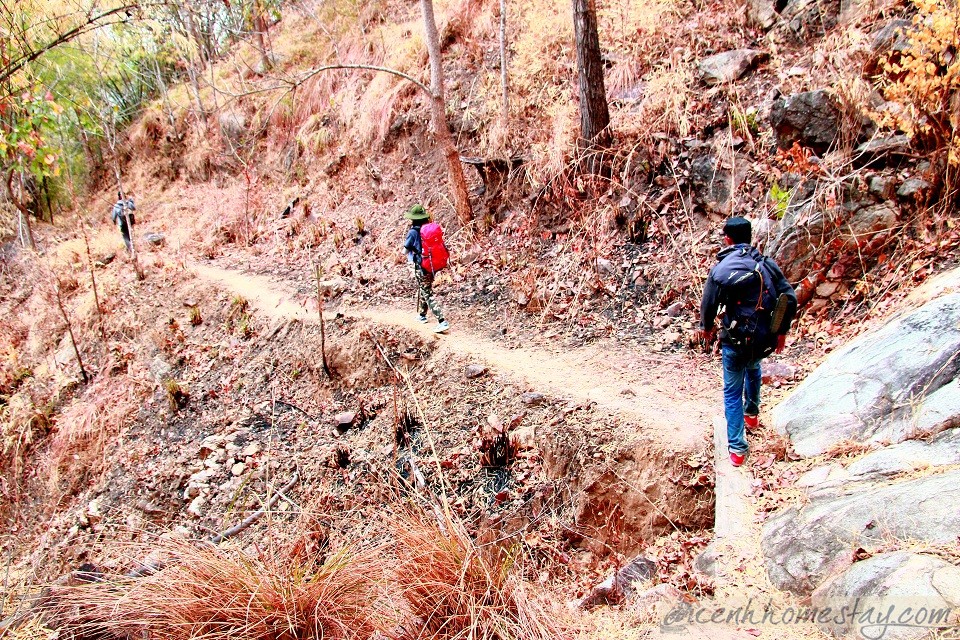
795,463,849,489
762,469,960,594
510,425,537,450
663,331,681,344
868,175,895,200
853,134,912,167
845,428,960,479
616,555,656,596
189,468,215,484
665,301,683,317
845,203,899,244
520,392,545,406
86,500,102,525
812,552,960,639
579,555,657,609
218,110,246,145
761,361,797,384
143,232,166,246
872,19,913,54
746,0,777,29
317,278,347,297
698,49,764,85
770,90,842,155
816,281,840,297
241,443,260,458
693,544,717,577
780,0,841,40
187,495,205,518
94,253,115,267
334,411,356,434
595,257,615,275
897,178,933,198
231,462,246,476
465,364,488,379
771,294,960,456
150,356,173,383
627,583,686,618
689,153,750,215
183,485,201,500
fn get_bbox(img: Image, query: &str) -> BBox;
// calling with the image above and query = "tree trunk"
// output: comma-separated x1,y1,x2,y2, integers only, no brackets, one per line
54,280,89,384
7,170,35,250
253,1,272,73
419,0,472,227
499,0,509,124
572,0,610,151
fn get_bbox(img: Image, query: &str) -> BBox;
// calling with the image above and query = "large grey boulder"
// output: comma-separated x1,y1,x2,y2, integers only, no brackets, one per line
698,50,764,86
770,90,842,155
762,470,960,594
771,293,960,457
812,552,960,640
846,427,960,479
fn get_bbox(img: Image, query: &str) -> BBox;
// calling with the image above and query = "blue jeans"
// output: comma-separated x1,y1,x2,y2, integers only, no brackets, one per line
722,345,761,454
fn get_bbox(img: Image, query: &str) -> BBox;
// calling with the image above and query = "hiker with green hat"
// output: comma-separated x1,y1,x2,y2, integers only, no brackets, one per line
403,204,449,332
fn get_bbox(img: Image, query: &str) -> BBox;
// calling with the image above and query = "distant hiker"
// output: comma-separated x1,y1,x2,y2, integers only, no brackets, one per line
698,216,797,467
403,204,449,333
111,191,136,254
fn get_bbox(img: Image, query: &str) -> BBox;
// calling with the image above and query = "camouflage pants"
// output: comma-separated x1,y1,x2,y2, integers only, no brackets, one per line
415,268,444,321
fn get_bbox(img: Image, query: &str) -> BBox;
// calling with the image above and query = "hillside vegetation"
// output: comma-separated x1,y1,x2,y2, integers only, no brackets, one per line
2,0,960,638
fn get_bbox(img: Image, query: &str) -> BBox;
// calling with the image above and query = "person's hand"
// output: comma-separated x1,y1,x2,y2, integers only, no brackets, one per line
775,333,787,354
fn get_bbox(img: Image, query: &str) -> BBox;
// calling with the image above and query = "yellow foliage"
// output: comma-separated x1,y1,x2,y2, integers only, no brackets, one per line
875,0,960,162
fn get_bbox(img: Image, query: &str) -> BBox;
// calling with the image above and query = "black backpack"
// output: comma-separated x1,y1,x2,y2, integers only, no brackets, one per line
716,247,782,360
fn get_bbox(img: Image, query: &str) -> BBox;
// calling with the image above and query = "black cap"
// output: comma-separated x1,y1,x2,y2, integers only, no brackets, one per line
723,216,751,244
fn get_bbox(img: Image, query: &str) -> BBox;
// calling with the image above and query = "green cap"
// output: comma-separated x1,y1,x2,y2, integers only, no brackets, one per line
405,204,429,220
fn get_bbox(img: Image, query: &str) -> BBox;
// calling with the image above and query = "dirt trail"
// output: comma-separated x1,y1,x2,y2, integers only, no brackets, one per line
191,262,717,450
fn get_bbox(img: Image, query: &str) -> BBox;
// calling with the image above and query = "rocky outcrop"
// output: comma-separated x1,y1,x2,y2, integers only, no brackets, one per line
770,293,960,457
689,153,750,215
812,552,960,640
762,470,960,594
698,50,765,86
770,90,842,154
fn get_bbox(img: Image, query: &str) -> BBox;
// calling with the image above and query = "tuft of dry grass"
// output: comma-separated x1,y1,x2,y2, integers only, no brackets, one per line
393,508,568,640
823,438,876,459
44,373,146,497
48,538,390,640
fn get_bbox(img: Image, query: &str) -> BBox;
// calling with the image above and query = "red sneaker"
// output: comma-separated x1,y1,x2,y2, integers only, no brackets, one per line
730,451,746,467
744,414,759,431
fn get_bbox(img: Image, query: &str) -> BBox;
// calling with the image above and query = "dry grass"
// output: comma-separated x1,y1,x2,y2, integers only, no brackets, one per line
48,538,389,640
822,438,876,458
44,372,146,497
393,508,569,640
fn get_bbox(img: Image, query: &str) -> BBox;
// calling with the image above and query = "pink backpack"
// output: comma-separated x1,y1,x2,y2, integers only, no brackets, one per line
420,222,449,273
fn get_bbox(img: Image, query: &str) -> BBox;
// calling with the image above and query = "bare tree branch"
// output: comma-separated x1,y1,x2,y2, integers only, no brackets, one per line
0,3,153,88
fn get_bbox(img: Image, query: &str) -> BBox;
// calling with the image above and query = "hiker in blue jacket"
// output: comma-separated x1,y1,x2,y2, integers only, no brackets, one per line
403,204,448,333
111,191,136,254
698,217,797,467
